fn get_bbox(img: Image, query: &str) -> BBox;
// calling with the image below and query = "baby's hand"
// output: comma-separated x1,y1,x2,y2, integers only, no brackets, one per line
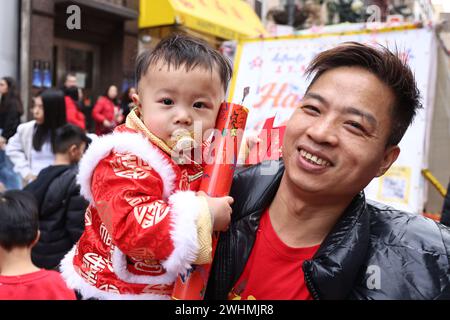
197,191,233,232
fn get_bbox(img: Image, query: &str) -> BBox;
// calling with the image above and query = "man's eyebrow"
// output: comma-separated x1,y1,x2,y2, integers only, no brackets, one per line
304,92,329,106
343,107,378,127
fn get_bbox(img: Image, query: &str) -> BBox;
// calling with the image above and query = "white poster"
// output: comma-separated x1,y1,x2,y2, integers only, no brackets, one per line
230,26,437,214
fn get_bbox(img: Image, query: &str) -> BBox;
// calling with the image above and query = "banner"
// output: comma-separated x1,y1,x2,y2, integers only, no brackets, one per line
229,26,437,213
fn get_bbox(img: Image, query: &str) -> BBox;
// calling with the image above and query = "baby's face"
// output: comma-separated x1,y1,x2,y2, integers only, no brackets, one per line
134,62,225,147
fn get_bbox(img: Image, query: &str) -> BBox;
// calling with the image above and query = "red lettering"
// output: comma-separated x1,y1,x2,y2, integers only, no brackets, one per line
282,92,301,108
253,83,288,109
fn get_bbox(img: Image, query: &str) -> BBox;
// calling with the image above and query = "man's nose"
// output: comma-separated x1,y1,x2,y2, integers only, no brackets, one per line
306,118,339,146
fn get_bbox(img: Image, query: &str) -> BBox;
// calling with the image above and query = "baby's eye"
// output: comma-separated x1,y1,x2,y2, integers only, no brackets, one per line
193,102,206,109
161,98,173,105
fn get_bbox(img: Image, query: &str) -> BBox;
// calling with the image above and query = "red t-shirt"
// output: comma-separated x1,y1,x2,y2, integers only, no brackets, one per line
229,209,320,300
0,269,76,300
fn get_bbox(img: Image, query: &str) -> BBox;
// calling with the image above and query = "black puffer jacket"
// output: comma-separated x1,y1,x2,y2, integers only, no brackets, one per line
206,160,450,300
441,181,450,228
25,165,88,269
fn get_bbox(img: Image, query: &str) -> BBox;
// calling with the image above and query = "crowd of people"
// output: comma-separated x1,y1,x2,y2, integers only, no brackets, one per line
0,74,136,191
0,33,450,301
0,73,137,299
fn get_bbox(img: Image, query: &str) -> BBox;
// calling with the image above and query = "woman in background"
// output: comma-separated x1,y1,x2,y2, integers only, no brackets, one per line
92,85,120,135
6,89,67,186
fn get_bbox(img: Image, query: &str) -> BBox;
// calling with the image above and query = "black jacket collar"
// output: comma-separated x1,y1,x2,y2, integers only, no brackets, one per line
304,192,370,299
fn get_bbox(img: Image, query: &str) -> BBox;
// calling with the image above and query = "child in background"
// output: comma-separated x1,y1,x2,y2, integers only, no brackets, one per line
0,190,76,300
24,124,91,270
60,33,234,299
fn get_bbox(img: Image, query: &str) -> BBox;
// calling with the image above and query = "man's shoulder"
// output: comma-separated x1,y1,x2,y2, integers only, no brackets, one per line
346,201,450,299
367,200,450,258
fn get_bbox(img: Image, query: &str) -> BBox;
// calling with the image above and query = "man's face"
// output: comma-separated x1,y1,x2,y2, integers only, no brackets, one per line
65,75,77,88
282,66,400,200
133,62,225,147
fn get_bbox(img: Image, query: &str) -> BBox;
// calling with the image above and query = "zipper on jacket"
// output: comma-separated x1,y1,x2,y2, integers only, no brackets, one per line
304,262,320,300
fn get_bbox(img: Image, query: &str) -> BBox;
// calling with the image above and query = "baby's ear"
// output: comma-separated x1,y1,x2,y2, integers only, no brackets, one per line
131,93,141,108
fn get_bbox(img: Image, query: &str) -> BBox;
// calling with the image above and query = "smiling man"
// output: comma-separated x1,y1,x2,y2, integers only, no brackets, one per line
205,42,450,300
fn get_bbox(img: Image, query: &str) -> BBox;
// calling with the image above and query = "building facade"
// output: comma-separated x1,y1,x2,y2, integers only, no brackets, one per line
21,0,139,117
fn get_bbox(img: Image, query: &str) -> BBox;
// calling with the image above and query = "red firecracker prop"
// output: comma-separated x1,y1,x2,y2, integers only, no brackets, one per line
171,101,249,300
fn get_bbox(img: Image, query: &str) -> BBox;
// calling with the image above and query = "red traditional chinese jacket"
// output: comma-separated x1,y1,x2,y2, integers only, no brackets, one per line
60,109,212,300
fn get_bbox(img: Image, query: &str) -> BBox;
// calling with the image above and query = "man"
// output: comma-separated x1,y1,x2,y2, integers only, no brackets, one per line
63,73,86,130
205,42,450,300
64,73,78,89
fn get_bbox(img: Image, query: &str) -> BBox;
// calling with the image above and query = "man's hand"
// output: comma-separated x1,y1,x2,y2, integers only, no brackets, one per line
197,191,233,232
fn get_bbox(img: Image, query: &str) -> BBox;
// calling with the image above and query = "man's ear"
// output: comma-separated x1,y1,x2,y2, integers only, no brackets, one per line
376,145,400,177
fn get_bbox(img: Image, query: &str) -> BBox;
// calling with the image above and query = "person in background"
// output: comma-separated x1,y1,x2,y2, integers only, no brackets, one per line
92,85,120,135
63,73,77,89
6,89,67,186
24,123,90,270
63,73,86,130
0,190,76,300
119,86,137,124
78,88,95,133
0,77,23,190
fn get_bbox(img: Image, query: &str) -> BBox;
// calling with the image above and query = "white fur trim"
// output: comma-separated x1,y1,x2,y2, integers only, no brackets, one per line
111,247,177,285
59,246,170,300
162,191,202,276
77,131,176,203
